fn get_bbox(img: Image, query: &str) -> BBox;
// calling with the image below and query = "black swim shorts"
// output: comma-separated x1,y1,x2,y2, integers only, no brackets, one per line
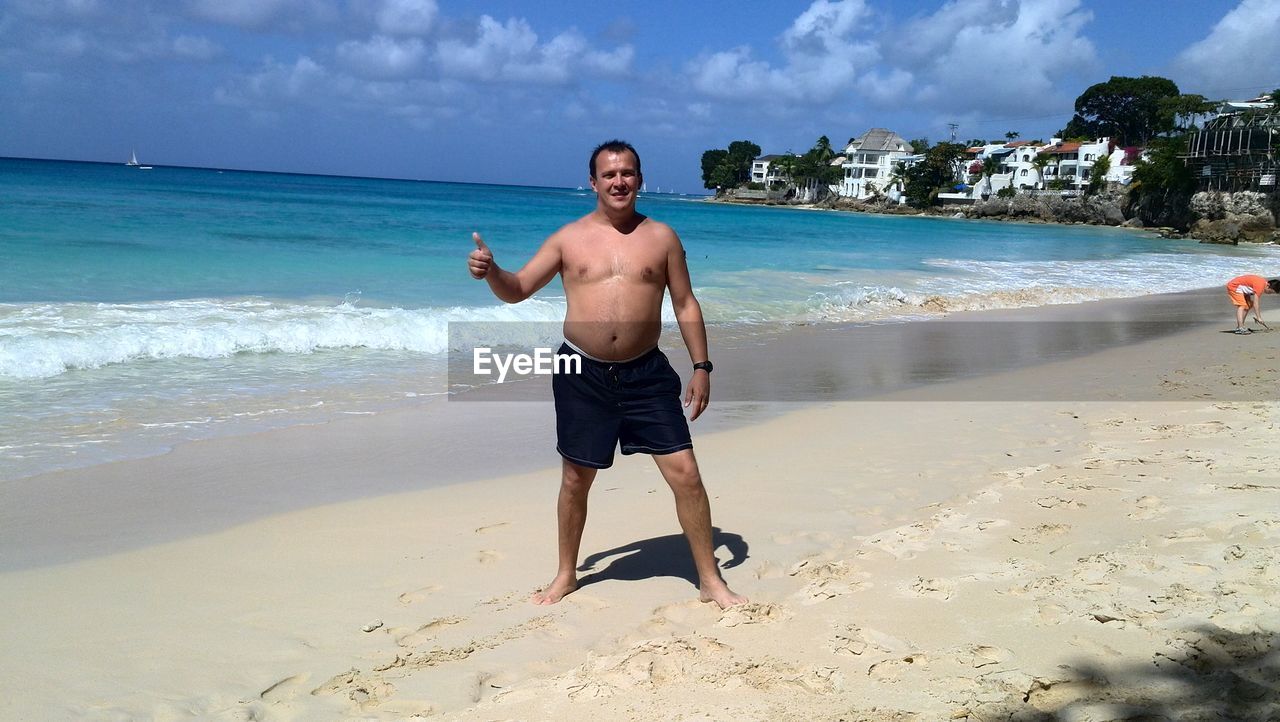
552,342,693,469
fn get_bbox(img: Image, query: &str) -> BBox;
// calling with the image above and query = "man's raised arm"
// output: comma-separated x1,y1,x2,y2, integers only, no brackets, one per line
468,231,561,304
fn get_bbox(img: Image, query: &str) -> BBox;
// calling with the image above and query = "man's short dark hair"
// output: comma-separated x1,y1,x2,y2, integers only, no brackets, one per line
1268,278,1280,293
589,139,641,178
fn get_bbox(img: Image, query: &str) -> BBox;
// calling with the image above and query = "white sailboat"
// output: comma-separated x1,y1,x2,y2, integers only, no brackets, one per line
125,150,153,170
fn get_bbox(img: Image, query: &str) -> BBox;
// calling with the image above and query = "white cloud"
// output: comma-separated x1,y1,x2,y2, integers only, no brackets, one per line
172,34,221,61
897,0,1096,115
217,55,329,105
375,0,437,35
688,0,878,103
336,35,426,79
184,0,336,30
1171,0,1280,96
435,15,632,85
584,45,634,76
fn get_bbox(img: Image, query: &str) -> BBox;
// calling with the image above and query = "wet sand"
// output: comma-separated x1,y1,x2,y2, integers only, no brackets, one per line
0,288,1241,572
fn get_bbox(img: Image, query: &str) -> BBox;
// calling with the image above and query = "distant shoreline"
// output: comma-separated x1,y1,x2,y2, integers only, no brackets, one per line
701,192,1177,238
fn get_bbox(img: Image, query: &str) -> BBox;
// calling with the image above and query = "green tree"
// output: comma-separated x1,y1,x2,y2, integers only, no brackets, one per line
814,135,835,161
725,140,762,185
908,138,930,154
699,140,761,190
1126,135,1196,227
700,149,729,189
1130,137,1194,196
769,153,800,188
903,142,966,207
1058,75,1181,145
776,137,844,201
1031,153,1053,189
1158,93,1217,132
1086,154,1111,195
1005,131,1020,141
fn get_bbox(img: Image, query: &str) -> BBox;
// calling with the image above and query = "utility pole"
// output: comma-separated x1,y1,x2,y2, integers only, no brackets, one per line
947,122,959,143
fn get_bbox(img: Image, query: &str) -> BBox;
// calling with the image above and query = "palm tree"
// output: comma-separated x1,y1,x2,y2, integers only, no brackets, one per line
979,157,1000,198
1031,153,1052,190
884,161,906,195
769,153,799,192
814,135,835,162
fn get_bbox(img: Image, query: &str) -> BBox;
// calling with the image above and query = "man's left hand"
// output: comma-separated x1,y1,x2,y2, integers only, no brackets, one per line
684,371,710,421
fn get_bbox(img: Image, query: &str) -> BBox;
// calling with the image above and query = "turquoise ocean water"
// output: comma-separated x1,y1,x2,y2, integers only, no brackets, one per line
2,157,1277,480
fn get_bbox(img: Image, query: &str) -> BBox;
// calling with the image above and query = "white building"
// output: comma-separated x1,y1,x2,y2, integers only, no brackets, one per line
840,128,913,199
967,137,1142,197
750,154,795,186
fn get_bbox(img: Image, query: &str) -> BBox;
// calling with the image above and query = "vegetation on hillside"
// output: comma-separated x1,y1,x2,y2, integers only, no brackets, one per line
703,74,1274,227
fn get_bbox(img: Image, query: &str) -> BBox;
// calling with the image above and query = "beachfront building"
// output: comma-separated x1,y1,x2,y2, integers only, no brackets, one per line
750,154,795,187
1038,137,1124,191
1182,93,1279,192
958,136,1142,200
839,128,913,199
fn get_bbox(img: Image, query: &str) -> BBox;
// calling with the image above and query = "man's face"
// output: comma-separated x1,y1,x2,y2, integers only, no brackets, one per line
589,150,641,213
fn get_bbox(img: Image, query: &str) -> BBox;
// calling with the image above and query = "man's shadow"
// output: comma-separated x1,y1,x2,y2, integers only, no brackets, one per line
576,527,749,590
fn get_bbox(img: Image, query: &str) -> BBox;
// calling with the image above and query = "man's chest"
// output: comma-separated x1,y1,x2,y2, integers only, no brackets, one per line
561,242,668,286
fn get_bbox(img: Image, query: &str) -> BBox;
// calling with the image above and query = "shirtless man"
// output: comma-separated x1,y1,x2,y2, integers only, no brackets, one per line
467,140,746,609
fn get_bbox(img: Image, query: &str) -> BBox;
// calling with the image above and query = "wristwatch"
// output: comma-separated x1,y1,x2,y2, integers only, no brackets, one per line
693,361,713,373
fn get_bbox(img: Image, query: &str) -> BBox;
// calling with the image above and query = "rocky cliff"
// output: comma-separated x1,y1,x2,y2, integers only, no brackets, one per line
1186,191,1280,244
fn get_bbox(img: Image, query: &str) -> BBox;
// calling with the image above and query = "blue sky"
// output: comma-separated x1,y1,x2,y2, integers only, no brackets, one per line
2,0,1277,192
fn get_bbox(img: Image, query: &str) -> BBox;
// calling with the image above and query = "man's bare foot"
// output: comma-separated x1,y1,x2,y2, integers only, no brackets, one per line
699,579,748,609
531,572,577,605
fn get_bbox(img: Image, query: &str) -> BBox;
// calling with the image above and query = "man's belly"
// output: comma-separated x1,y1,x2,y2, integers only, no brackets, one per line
562,317,662,361
561,280,668,360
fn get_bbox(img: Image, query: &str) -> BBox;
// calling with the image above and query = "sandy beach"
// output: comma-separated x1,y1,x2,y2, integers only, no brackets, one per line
2,289,1279,720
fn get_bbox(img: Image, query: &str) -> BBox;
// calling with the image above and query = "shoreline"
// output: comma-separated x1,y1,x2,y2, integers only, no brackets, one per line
2,283,1277,719
703,193,1280,244
0,287,1247,572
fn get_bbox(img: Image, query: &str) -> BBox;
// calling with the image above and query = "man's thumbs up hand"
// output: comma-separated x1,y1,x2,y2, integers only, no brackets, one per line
468,232,494,279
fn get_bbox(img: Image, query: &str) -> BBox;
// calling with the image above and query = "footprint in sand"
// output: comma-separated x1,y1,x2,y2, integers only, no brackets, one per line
475,522,511,534
1011,523,1071,545
394,615,465,647
311,669,396,706
753,560,784,580
1035,496,1085,509
906,576,954,601
630,600,704,638
717,602,792,628
397,585,439,605
952,644,1012,669
1127,495,1166,520
1035,602,1070,625
787,558,868,604
828,624,906,657
867,653,928,680
477,549,503,564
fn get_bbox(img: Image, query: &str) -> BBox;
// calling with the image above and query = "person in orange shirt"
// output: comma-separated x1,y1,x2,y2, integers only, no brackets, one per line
1226,274,1280,334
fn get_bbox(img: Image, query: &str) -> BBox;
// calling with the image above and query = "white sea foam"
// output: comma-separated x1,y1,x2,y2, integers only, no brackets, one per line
0,297,568,379
799,250,1279,323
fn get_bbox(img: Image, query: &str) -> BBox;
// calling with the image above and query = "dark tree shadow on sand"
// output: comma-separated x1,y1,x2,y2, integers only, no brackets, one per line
575,527,748,590
963,625,1280,720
